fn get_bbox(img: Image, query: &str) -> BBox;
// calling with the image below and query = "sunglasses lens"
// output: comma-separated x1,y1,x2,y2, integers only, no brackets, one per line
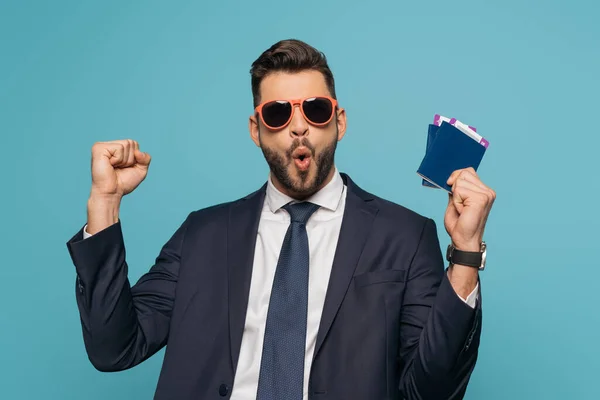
303,97,333,124
262,101,292,128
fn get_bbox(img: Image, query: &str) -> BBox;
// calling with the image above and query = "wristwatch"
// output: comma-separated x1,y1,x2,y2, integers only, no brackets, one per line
446,241,487,270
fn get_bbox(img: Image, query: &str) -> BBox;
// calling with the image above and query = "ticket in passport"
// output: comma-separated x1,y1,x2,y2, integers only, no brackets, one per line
433,114,489,148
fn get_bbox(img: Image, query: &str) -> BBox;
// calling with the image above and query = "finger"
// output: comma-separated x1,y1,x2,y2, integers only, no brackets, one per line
447,191,463,214
453,178,490,199
457,170,496,201
452,184,488,213
134,149,152,166
451,187,465,214
107,139,135,167
458,169,485,188
453,180,493,211
465,167,477,176
450,169,492,201
133,140,142,163
112,145,127,167
446,192,460,217
455,173,489,194
447,169,465,186
94,140,138,167
132,140,151,166
448,167,481,187
454,184,492,230
118,140,131,167
126,139,136,166
102,140,129,167
95,142,125,167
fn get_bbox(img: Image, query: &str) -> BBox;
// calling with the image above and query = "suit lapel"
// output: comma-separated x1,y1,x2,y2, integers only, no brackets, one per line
313,174,378,359
227,184,266,372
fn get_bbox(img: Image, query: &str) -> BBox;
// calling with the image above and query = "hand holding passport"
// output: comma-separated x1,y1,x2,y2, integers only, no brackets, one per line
417,114,489,193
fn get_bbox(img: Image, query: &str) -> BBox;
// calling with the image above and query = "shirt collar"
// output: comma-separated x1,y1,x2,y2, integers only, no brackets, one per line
266,167,345,213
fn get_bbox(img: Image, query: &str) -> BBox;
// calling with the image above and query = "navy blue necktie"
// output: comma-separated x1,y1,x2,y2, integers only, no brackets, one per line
256,201,320,400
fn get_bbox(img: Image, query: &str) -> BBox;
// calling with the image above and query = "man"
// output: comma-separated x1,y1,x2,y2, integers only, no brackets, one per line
66,39,496,400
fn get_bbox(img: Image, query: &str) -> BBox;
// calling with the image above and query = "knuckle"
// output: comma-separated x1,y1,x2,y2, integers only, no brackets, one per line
113,144,124,157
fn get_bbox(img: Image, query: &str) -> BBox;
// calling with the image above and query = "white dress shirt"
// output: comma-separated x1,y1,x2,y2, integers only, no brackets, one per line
82,168,478,399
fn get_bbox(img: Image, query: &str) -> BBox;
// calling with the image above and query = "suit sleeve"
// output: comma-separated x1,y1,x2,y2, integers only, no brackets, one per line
398,218,482,399
66,215,192,372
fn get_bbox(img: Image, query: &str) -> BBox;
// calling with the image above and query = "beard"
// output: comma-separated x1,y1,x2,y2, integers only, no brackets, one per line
260,134,337,199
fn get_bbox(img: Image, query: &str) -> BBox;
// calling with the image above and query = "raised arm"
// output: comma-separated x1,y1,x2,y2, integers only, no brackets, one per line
66,140,187,371
399,167,495,398
398,218,482,399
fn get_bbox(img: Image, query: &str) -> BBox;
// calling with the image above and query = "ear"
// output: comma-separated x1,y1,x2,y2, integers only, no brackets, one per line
249,114,261,147
335,107,347,142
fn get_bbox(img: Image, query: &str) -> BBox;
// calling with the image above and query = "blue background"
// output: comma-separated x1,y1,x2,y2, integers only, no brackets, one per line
2,0,599,398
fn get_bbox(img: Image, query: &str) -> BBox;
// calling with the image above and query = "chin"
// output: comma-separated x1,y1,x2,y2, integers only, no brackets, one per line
288,168,317,194
268,165,308,197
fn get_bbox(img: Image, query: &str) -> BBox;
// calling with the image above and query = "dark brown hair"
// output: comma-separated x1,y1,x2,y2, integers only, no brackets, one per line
250,39,336,107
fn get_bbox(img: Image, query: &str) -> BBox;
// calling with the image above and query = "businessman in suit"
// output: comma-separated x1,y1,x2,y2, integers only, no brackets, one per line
67,39,496,399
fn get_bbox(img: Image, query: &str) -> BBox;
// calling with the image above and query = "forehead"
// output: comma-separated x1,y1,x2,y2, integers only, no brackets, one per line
259,70,331,102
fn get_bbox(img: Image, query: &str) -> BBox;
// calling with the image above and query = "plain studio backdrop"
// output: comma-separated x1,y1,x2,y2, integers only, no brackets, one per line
1,0,598,399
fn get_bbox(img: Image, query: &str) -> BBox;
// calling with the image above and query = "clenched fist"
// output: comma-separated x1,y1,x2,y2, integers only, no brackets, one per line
91,140,151,198
444,167,496,252
86,140,151,235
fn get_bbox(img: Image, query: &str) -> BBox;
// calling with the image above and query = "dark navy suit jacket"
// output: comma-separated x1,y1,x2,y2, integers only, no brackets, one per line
66,173,482,399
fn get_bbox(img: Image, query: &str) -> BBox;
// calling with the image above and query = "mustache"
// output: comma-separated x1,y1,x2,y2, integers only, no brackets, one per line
286,138,316,159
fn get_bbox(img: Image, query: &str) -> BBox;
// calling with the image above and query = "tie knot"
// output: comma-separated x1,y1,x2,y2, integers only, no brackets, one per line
283,202,320,224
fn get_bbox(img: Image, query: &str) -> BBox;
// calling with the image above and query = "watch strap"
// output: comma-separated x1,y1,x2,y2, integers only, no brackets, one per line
446,245,483,268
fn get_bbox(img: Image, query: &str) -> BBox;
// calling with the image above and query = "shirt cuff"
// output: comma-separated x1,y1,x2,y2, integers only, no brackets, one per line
82,224,92,239
461,282,479,308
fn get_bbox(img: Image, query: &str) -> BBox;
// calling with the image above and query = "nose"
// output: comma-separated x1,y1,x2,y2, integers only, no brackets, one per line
289,104,309,137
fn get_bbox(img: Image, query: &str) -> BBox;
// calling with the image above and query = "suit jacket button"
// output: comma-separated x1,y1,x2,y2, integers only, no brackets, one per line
219,384,229,396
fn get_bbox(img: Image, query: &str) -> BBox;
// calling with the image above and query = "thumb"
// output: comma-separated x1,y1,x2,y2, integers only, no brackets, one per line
134,149,152,167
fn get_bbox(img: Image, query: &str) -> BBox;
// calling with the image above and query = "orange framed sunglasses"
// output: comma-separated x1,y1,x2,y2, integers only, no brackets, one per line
254,96,338,130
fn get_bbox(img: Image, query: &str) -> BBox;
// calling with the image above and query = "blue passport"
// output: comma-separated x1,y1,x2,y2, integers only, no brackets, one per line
417,121,487,193
421,123,441,188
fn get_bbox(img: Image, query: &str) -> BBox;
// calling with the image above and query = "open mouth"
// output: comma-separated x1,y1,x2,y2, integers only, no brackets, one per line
292,147,312,171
